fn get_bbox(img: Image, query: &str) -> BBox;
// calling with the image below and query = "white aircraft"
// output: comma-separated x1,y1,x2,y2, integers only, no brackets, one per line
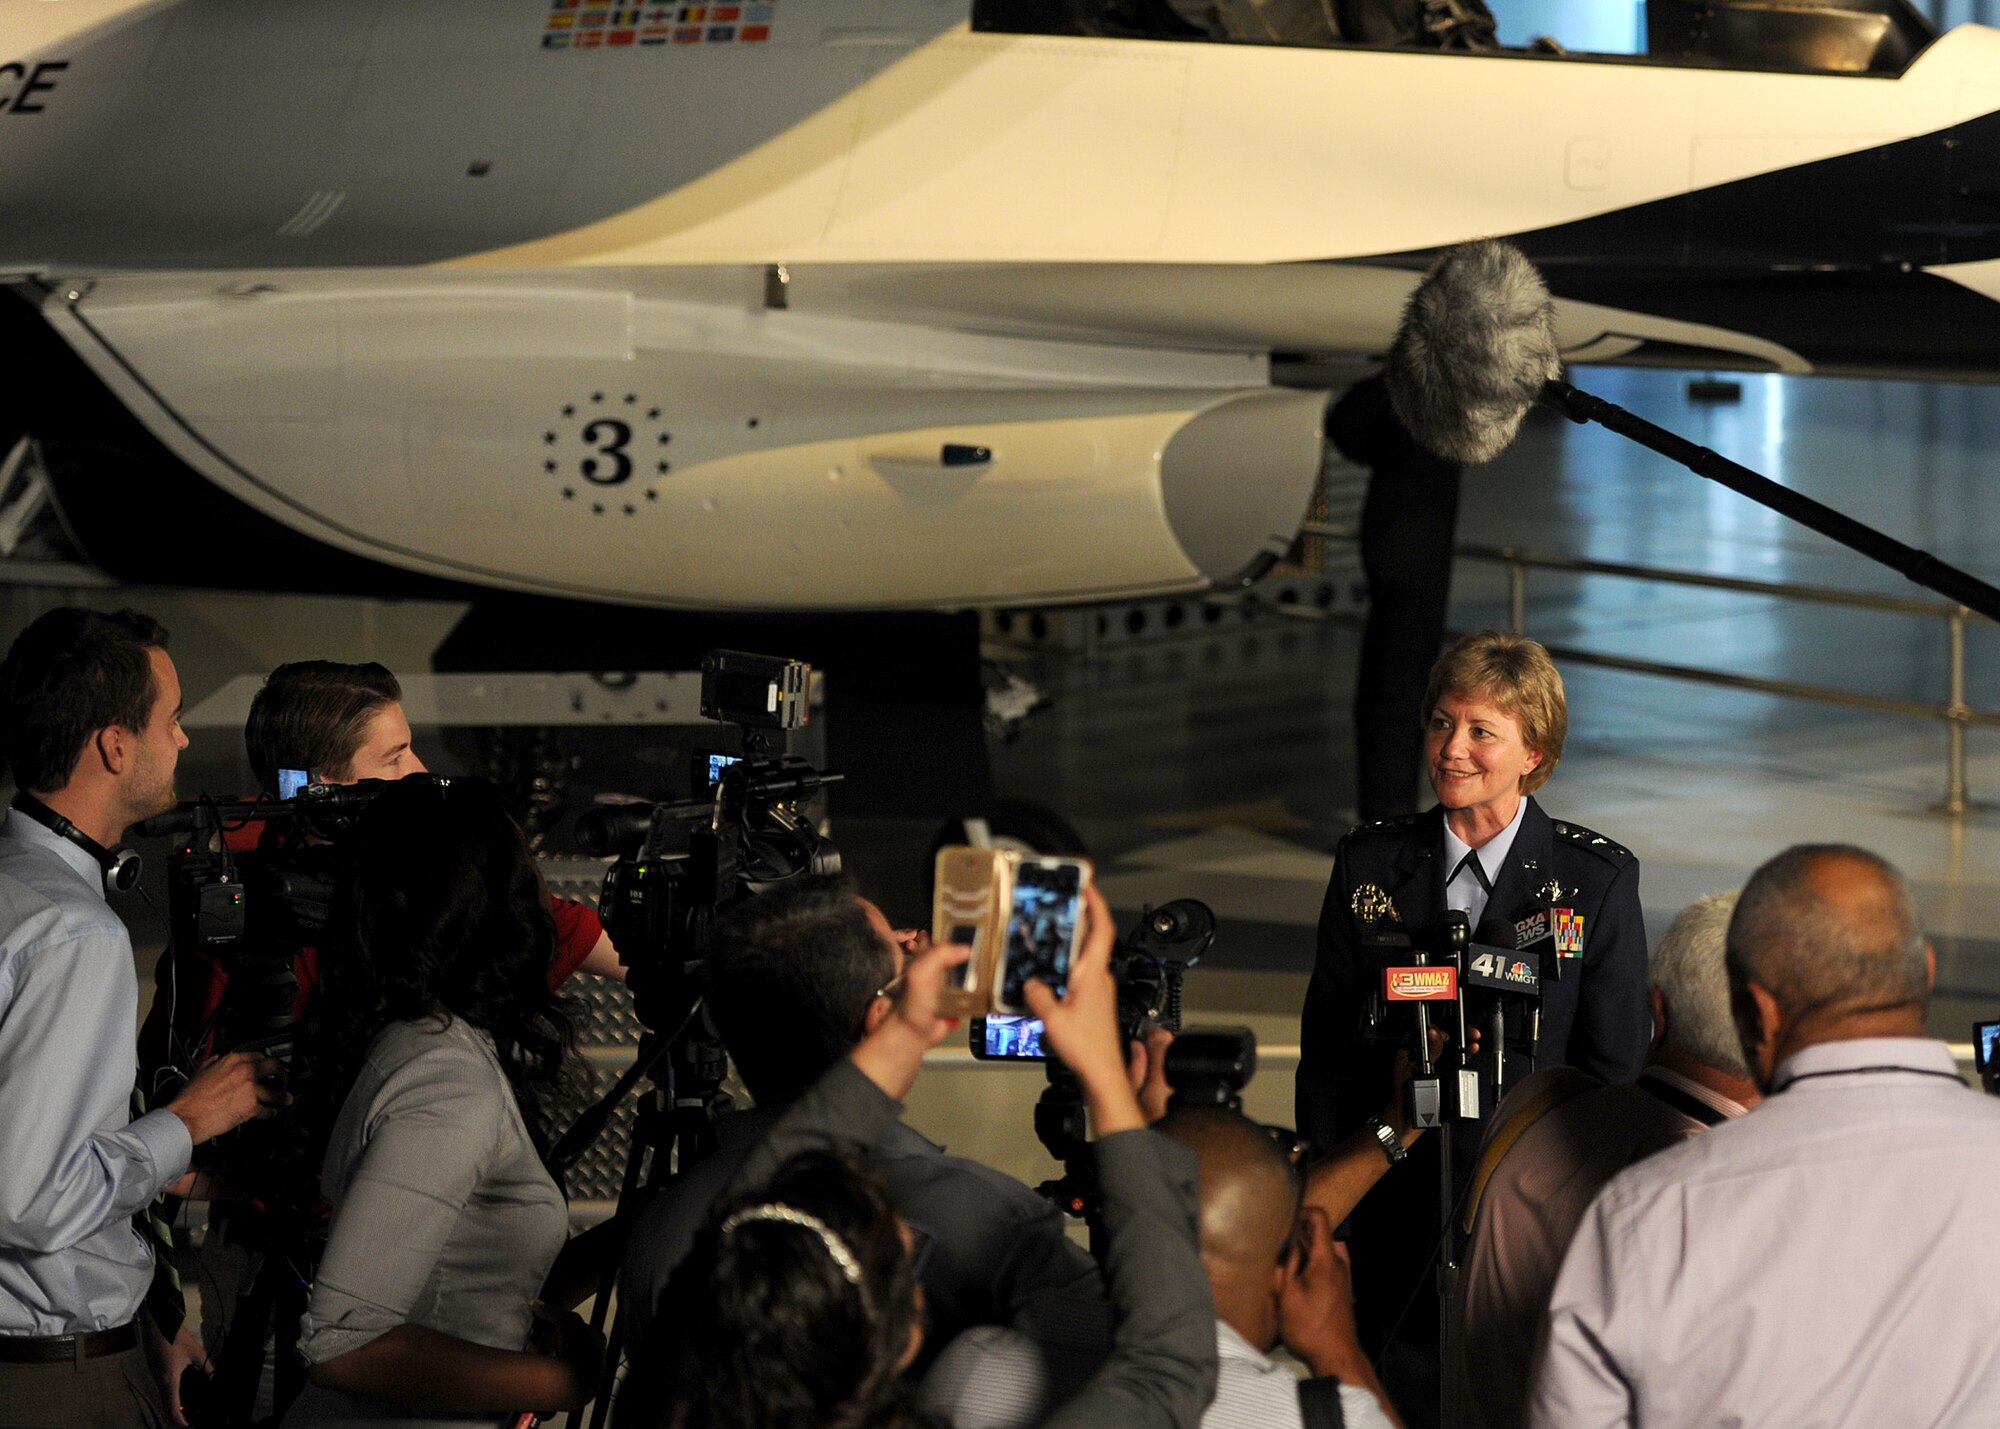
1,0,1993,613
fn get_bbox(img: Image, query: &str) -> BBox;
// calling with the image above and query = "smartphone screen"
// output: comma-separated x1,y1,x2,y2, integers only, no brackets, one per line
999,859,1085,1009
694,751,742,793
971,1014,1046,1060
276,767,311,801
1976,1019,2000,1074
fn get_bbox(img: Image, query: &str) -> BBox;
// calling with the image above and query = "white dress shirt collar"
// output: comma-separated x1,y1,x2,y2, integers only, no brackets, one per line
1643,1062,1750,1120
1441,797,1529,927
1770,1035,1963,1093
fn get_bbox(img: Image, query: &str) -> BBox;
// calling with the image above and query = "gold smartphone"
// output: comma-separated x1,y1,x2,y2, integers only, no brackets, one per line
930,845,1011,1018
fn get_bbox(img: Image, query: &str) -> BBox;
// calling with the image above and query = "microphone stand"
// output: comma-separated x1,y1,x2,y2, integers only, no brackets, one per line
1539,380,2000,623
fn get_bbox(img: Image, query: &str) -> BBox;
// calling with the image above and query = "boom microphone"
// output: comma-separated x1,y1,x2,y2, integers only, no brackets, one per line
1385,240,1560,465
1383,238,2000,622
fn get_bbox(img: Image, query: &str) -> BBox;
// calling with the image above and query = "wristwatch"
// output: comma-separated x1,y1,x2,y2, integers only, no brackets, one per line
1367,1116,1407,1166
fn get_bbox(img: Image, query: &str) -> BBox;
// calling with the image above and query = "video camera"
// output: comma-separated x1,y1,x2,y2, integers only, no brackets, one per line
1033,898,1218,1222
139,773,459,1069
1360,909,1552,1127
571,651,841,1030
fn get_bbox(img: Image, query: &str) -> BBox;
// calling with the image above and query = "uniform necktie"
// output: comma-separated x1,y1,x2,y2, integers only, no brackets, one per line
1450,848,1493,894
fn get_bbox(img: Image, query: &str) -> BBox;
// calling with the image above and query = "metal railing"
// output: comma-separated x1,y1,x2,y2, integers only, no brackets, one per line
1300,523,2000,815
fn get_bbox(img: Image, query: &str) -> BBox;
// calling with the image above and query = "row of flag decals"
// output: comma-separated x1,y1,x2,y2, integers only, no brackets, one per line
542,1,776,48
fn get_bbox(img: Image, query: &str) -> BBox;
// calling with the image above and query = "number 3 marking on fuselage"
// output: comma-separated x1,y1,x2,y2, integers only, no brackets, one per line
581,419,633,485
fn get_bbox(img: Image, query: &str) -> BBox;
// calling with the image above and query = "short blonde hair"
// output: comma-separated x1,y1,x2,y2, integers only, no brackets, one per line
1424,630,1567,795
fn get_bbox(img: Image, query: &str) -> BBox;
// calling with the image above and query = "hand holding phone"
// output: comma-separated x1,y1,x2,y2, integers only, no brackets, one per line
851,940,974,1103
993,855,1092,1014
1022,885,1143,1135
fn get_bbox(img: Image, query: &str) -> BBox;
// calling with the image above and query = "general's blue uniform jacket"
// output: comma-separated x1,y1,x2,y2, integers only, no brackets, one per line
1295,797,1651,1353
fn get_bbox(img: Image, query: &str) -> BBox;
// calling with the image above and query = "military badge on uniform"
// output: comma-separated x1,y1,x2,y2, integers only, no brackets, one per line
1534,877,1572,905
1352,884,1400,925
1553,907,1585,956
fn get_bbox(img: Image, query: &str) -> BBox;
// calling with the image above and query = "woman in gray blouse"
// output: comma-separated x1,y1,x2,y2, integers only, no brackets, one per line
282,778,599,1428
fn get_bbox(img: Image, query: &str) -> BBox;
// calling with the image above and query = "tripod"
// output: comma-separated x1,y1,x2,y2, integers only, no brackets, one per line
556,1001,733,1429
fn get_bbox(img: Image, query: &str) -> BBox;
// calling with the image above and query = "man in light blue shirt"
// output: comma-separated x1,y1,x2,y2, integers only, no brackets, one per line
0,608,282,1428
1528,844,2000,1428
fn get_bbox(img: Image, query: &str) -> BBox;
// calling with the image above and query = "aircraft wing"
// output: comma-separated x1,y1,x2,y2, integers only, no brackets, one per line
5,1,1999,608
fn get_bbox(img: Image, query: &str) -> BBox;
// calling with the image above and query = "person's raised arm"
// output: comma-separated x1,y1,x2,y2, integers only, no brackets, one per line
1024,884,1143,1135
1027,885,1219,1429
850,940,970,1101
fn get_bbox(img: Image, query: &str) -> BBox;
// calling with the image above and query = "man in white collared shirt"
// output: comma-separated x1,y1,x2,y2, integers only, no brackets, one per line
1527,844,2000,1429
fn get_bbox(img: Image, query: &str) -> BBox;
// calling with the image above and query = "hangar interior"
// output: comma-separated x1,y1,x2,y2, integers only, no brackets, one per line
6,363,1997,1191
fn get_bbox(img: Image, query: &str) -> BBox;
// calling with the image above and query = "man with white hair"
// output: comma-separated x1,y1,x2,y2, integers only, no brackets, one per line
1527,844,2000,1427
1447,892,1759,1429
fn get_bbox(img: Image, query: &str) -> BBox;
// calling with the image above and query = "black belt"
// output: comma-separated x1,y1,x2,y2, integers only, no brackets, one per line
0,1322,139,1363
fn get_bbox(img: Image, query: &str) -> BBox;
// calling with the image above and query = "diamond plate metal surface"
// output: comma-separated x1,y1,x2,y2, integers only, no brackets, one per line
540,857,644,1220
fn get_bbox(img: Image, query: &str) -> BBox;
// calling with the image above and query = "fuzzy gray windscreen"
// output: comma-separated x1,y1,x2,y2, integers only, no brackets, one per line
1385,240,1562,465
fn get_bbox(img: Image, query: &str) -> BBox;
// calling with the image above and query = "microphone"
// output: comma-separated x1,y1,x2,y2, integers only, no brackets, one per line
1382,239,2000,620
1385,240,1561,465
134,793,311,840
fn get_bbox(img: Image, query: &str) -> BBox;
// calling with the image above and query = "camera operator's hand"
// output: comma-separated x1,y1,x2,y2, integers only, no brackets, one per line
1128,1024,1176,1125
1380,1026,1480,1139
1026,885,1146,1136
527,1301,604,1408
142,1319,213,1428
850,941,973,1103
163,1050,288,1146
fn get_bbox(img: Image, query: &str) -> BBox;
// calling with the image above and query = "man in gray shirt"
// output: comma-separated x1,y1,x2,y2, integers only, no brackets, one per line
0,608,282,1428
619,875,1110,1367
1529,844,2000,1427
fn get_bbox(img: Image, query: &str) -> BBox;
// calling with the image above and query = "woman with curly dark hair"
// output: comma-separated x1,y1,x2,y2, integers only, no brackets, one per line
282,777,601,1428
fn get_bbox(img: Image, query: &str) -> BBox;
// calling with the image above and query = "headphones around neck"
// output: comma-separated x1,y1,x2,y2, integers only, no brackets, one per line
9,792,145,893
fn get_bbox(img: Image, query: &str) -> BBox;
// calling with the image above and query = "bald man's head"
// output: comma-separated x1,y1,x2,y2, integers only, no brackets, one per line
1157,1107,1301,1351
1728,844,1927,1021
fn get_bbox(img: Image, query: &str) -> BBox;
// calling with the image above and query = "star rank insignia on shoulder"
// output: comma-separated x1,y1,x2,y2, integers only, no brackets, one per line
1348,812,1419,838
1551,821,1632,863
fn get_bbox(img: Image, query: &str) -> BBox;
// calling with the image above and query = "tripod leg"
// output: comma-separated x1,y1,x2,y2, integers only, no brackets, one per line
583,1095,661,1429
